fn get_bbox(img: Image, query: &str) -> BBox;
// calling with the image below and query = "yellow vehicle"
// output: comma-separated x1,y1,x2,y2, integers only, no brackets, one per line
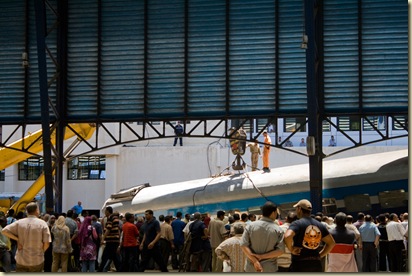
0,123,95,214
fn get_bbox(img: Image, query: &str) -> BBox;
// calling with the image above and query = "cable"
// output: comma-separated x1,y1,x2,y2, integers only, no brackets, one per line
244,171,271,202
193,154,270,207
192,165,232,206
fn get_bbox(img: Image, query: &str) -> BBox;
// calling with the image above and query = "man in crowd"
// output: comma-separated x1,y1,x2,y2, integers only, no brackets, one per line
358,214,380,272
171,212,186,269
215,223,246,272
278,211,298,272
159,215,174,269
241,201,284,272
138,210,168,272
327,212,357,272
119,212,139,272
2,202,51,272
98,206,121,272
187,212,211,272
208,210,228,272
284,199,335,272
72,201,83,215
386,213,407,272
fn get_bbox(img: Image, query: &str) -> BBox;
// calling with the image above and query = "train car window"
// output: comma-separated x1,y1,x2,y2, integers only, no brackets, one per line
344,194,371,212
363,116,386,131
392,116,407,131
322,198,337,215
337,116,360,131
284,117,306,132
378,190,408,209
322,118,331,132
247,206,262,215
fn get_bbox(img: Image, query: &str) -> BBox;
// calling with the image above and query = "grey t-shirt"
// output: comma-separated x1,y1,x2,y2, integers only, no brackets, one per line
240,217,284,272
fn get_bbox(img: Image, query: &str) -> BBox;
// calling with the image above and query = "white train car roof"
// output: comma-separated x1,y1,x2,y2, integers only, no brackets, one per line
104,149,408,215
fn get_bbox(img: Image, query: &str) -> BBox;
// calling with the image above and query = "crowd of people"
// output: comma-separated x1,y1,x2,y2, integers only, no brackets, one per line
0,199,408,272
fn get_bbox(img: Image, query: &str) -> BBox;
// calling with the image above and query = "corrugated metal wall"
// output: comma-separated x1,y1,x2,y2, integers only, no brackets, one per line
0,0,408,123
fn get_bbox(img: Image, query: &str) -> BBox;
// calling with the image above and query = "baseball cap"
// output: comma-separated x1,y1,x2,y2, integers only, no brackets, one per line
293,199,312,210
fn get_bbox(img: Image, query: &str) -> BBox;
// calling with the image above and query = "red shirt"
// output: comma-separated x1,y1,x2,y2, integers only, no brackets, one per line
122,221,139,247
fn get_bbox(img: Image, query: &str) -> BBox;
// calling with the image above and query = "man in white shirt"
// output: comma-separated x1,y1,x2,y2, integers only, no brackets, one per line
2,202,51,272
386,213,407,272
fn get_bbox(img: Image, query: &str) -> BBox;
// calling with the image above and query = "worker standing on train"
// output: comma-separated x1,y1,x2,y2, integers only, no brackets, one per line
262,131,271,172
246,139,261,171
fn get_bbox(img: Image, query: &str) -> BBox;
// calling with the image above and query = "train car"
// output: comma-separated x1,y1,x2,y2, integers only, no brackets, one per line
103,149,408,218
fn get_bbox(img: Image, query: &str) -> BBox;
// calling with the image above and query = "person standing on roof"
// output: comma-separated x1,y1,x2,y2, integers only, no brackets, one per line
173,121,184,146
246,139,261,171
262,131,271,172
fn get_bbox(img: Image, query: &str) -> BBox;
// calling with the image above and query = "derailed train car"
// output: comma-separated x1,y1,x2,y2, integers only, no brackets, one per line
103,149,408,218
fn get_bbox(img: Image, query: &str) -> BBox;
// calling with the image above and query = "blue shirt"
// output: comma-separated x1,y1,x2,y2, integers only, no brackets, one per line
359,222,380,242
171,218,186,246
72,204,83,215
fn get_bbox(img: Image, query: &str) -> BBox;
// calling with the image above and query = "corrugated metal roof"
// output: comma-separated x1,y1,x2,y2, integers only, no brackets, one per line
0,0,408,124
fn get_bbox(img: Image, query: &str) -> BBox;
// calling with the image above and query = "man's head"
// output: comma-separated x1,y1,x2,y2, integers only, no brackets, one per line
248,213,256,221
389,213,399,222
233,223,245,235
217,210,225,220
334,212,347,228
293,199,312,218
193,212,201,220
145,209,154,221
125,212,134,222
26,202,39,216
105,206,113,216
261,201,278,219
233,213,240,221
78,201,82,206
286,211,298,223
176,211,182,218
364,214,373,222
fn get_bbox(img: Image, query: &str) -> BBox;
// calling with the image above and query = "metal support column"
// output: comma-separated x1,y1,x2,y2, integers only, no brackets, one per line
55,0,68,214
34,0,54,213
305,0,323,214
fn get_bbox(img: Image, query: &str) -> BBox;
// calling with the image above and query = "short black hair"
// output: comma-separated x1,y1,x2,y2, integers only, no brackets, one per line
217,210,225,218
176,211,182,218
125,212,134,221
145,209,154,215
261,201,277,217
106,206,113,214
334,212,347,227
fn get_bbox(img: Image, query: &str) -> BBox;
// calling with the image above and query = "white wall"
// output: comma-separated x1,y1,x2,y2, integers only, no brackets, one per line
0,122,407,215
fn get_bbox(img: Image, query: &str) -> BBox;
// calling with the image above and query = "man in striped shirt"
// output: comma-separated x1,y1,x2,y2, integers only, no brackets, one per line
98,206,121,272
